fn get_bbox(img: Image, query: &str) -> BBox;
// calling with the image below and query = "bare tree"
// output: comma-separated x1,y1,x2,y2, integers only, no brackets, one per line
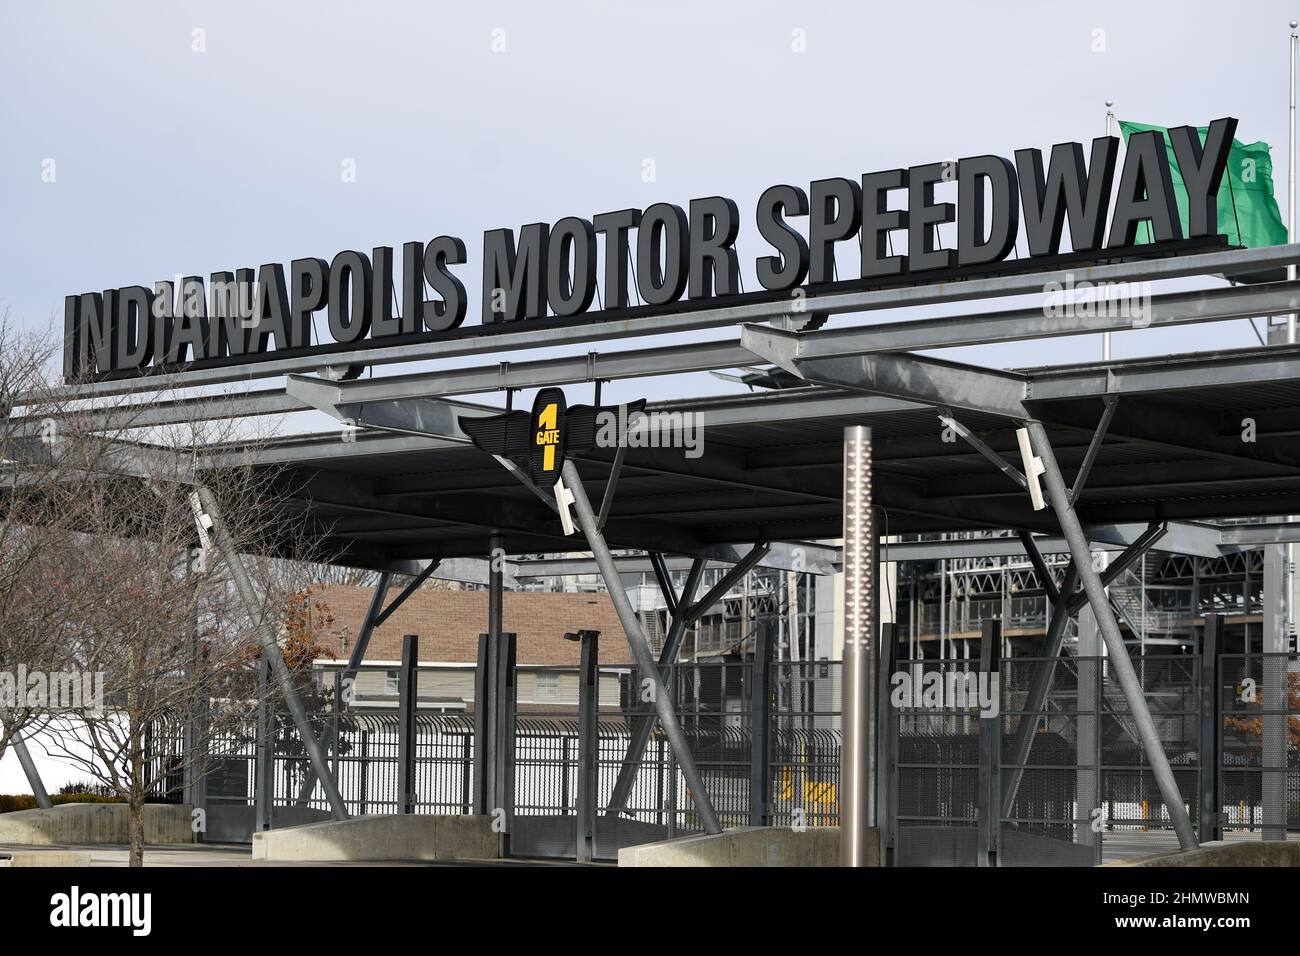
48,405,348,863
0,320,121,770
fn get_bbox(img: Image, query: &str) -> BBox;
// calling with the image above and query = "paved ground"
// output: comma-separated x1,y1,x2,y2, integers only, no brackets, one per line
1101,828,1290,863
0,842,588,866
4,829,1289,866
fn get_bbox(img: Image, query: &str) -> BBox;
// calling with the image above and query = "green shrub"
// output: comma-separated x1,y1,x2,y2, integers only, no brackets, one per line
0,793,127,813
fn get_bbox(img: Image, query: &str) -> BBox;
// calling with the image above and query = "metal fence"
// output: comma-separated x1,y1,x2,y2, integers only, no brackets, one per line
158,643,1295,864
182,658,843,855
888,648,1299,866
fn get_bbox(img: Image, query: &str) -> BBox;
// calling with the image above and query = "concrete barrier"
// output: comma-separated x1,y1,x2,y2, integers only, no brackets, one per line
1105,840,1300,867
0,851,91,867
618,826,875,867
0,804,194,846
251,814,498,862
204,804,333,844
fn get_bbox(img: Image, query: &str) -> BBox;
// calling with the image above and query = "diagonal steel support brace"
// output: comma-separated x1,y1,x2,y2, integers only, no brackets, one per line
294,562,440,805
493,455,560,514
561,460,722,833
604,540,773,818
1017,530,1060,604
3,724,52,809
597,445,627,532
1070,397,1119,503
605,555,706,817
1001,561,1078,817
1024,423,1197,849
1064,522,1167,616
195,486,350,822
940,412,1027,489
647,551,678,617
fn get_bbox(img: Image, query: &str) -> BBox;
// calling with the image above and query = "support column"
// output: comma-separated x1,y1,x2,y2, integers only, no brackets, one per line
397,634,419,814
876,622,899,866
474,533,506,816
183,548,209,817
1076,605,1102,862
562,459,723,834
576,630,599,862
841,425,875,866
254,655,272,832
1262,546,1287,840
494,631,517,852
977,619,1002,867
1025,423,1197,850
196,485,348,822
749,615,773,827
472,631,494,815
1198,614,1224,843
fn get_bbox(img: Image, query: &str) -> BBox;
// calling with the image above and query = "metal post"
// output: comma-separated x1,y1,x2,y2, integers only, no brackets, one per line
1198,615,1224,843
474,532,505,817
493,632,517,850
183,550,208,816
472,631,494,815
1076,605,1102,862
977,619,1002,867
330,675,342,794
561,459,723,834
254,655,272,832
397,634,418,814
196,486,348,822
576,630,599,862
876,622,899,865
841,424,875,866
1025,423,1198,850
1262,546,1287,840
749,614,773,827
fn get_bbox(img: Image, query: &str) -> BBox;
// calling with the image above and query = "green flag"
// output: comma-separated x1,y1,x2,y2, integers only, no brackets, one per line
1118,120,1287,248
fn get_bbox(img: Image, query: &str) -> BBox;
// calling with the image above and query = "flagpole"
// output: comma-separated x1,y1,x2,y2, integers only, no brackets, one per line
1103,99,1116,362
1290,21,1297,344
1289,21,1297,659
1284,21,1294,348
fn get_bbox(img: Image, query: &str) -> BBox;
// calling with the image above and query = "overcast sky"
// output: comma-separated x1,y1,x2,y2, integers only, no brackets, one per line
2,0,1298,409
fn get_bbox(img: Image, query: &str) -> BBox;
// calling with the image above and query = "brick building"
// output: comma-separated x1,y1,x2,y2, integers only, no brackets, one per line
312,585,630,666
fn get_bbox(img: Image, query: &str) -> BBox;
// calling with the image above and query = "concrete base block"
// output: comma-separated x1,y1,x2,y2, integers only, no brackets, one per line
618,826,876,867
1105,840,1300,867
0,804,194,846
251,814,499,862
0,851,92,867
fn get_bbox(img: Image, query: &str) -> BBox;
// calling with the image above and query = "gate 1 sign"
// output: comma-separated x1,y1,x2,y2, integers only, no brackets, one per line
529,388,567,488
63,118,1239,383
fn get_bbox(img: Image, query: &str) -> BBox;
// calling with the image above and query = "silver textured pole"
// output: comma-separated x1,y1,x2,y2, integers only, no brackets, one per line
1025,423,1197,850
840,425,874,866
560,461,723,834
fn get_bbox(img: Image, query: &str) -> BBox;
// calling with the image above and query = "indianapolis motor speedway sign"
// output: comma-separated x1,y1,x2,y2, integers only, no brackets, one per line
63,118,1238,383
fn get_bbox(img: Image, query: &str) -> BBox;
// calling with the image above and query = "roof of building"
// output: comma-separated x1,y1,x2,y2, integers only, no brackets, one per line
313,585,630,666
